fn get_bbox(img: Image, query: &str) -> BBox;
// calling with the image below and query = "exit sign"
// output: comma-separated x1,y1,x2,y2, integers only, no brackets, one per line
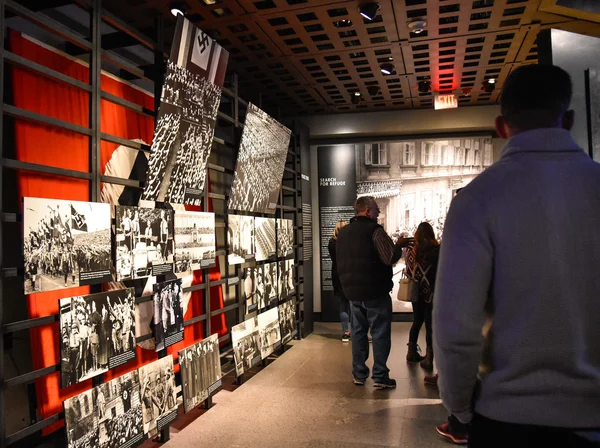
434,94,458,110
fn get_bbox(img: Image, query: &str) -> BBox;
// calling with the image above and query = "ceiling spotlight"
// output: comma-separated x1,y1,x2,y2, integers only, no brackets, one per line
367,86,380,96
333,19,353,28
170,2,186,16
462,87,472,97
482,79,496,93
408,20,427,34
359,2,380,21
418,80,431,93
354,91,361,97
352,94,363,105
380,62,394,75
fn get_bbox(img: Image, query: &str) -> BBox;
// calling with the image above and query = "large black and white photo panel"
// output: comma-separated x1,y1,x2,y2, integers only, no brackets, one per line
255,217,276,261
228,104,292,214
139,355,178,436
277,218,294,258
115,206,174,280
179,342,208,413
23,197,112,294
174,210,216,273
279,299,297,344
94,371,144,448
263,262,278,306
142,16,229,206
243,266,258,314
258,307,281,359
227,214,255,264
231,318,261,376
64,389,98,448
59,288,136,388
153,278,184,352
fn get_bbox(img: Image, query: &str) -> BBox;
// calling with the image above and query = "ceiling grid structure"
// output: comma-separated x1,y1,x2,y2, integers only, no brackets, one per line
104,0,600,115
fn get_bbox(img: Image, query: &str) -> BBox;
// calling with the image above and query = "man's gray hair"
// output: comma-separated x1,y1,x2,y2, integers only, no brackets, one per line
355,196,375,214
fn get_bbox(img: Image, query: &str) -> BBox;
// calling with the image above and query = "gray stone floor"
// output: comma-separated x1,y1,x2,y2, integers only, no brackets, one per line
164,322,450,448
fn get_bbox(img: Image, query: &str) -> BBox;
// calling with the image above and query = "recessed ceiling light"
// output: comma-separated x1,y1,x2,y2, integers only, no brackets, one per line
359,2,380,21
488,78,496,84
418,80,431,93
333,19,353,28
354,91,361,96
170,2,186,16
408,20,427,34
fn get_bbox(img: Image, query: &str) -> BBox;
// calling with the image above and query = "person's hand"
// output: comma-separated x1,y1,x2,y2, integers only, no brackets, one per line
395,237,414,248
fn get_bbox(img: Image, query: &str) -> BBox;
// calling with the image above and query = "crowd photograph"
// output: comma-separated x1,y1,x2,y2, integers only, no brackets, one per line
174,210,216,273
277,218,294,257
231,318,261,377
115,206,175,281
64,389,98,448
95,371,144,448
153,279,184,351
139,356,178,436
227,214,255,264
59,289,136,388
228,103,292,214
278,299,296,344
142,60,222,206
255,217,276,261
23,197,112,294
257,307,281,359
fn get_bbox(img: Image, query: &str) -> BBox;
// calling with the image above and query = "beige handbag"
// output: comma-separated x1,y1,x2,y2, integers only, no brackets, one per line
397,269,419,302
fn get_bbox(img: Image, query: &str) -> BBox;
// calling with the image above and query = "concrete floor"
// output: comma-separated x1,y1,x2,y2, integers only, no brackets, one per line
164,322,450,448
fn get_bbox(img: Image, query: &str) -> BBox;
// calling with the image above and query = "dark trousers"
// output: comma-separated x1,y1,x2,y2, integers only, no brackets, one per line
469,413,600,448
349,296,392,382
409,300,432,348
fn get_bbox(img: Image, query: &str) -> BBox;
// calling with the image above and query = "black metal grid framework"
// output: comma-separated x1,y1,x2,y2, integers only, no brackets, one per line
0,0,305,446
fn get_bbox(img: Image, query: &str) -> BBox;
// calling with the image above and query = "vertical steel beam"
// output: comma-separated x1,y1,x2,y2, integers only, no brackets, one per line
0,0,6,446
90,0,101,202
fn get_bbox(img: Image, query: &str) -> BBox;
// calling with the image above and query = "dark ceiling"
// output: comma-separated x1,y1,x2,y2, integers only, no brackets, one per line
101,0,600,115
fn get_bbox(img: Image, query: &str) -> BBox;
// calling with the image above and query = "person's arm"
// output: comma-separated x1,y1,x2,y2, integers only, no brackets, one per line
372,228,406,266
433,191,492,424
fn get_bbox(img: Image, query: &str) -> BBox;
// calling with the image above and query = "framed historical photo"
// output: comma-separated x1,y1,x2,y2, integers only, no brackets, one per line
139,355,178,436
277,218,294,258
64,389,98,448
257,307,281,360
228,103,292,214
23,197,112,295
153,279,184,351
243,266,258,314
115,206,174,280
263,262,278,306
94,371,144,448
255,217,276,261
174,210,216,273
279,299,297,345
142,16,229,206
227,214,255,264
59,288,136,388
231,318,261,377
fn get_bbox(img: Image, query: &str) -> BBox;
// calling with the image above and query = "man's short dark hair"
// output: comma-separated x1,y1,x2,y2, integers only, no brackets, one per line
355,196,375,214
501,65,572,131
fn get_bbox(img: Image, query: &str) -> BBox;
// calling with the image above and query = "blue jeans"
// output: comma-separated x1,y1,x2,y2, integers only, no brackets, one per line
350,296,392,382
339,295,350,333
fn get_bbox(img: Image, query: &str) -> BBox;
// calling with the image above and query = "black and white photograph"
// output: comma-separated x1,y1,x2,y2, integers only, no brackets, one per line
231,318,261,377
255,265,266,310
153,279,184,352
279,258,296,300
255,217,276,261
243,266,257,314
227,214,255,264
64,389,98,448
115,206,174,281
228,103,292,214
174,210,216,273
23,197,112,295
257,307,281,360
60,289,136,388
263,262,278,306
279,300,297,344
179,334,222,413
277,218,294,258
587,68,600,161
95,371,144,448
139,355,178,436
142,16,229,206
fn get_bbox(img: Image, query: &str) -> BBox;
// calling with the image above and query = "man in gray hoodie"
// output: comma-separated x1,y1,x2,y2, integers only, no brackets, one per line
434,64,600,446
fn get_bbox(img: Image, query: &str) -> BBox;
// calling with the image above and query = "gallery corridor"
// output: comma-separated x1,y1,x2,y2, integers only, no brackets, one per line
163,322,449,448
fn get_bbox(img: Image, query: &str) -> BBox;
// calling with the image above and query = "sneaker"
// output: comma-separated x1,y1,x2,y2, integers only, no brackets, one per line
373,378,396,389
342,332,351,343
436,421,468,445
353,377,365,386
424,374,438,387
